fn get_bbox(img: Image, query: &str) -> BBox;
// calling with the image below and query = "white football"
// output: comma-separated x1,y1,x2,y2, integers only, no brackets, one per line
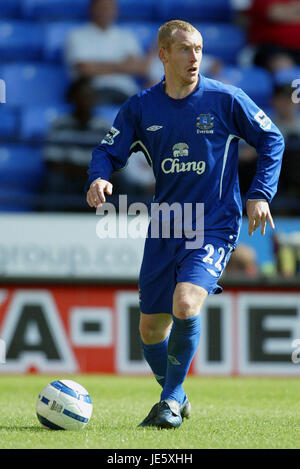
36,379,93,430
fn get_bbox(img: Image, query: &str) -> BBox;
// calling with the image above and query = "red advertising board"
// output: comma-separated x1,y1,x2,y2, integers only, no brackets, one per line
0,284,300,376
0,285,135,374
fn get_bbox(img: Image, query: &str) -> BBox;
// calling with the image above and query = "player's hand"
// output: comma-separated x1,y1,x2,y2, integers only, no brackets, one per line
246,199,275,236
86,178,113,208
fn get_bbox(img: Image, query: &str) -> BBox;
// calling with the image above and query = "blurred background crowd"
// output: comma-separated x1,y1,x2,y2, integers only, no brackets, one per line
0,0,300,277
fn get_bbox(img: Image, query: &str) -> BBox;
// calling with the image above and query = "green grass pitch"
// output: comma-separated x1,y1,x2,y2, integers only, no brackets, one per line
0,374,299,449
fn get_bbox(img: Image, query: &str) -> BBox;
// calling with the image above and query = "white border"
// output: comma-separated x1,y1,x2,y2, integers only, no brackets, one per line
70,307,113,347
193,293,234,375
238,293,300,375
115,290,149,374
0,290,78,373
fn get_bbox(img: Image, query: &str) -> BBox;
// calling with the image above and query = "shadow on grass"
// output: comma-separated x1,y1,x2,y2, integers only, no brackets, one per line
0,425,49,432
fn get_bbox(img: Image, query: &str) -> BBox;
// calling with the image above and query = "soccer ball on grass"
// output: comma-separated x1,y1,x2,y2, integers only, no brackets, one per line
36,379,92,430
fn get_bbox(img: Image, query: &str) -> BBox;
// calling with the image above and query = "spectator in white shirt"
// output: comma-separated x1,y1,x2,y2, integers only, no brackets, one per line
65,0,153,104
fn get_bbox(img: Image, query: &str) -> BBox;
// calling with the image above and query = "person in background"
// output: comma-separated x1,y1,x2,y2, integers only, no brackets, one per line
225,243,259,277
65,0,153,105
272,83,300,139
271,83,300,205
242,0,300,70
237,141,258,200
43,78,109,209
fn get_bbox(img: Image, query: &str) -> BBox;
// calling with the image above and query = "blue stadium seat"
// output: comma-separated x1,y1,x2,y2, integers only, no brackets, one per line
217,66,274,107
43,21,82,62
0,188,38,212
157,0,233,22
94,105,120,125
119,22,160,52
0,20,43,60
273,67,300,86
118,0,156,21
0,106,19,139
21,0,89,20
195,23,246,64
0,144,45,191
1,63,69,106
20,104,72,141
0,0,20,18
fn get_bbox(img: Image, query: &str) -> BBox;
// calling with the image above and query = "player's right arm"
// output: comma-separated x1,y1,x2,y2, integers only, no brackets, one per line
86,96,140,208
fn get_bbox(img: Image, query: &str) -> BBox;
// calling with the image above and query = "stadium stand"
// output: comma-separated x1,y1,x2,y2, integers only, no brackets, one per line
157,0,234,22
0,106,18,141
94,104,120,124
0,20,43,60
117,0,157,21
0,0,21,18
20,104,72,142
0,144,45,211
118,22,161,52
0,0,298,212
43,21,83,62
0,188,39,211
213,65,274,107
273,66,300,86
21,0,90,20
119,21,243,60
194,23,246,64
0,63,69,106
0,144,44,190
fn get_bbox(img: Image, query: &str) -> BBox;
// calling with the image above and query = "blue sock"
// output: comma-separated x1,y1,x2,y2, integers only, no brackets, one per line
141,336,169,388
161,314,201,404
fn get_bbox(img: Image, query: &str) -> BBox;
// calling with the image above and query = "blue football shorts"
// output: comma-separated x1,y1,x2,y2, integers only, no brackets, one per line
138,235,234,315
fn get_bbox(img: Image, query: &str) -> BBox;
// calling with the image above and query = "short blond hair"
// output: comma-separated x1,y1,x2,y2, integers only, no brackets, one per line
158,20,200,50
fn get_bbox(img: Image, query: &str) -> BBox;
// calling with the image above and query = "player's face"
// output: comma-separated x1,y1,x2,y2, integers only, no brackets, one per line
163,30,203,86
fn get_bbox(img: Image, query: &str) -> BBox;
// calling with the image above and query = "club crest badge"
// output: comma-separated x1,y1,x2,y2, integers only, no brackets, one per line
172,142,189,157
196,113,214,134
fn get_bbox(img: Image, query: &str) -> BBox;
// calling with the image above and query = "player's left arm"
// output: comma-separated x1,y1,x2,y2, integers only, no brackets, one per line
230,88,285,236
246,199,274,236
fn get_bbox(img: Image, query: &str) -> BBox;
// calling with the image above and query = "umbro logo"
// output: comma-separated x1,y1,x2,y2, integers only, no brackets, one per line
168,354,181,365
146,125,163,131
154,374,165,382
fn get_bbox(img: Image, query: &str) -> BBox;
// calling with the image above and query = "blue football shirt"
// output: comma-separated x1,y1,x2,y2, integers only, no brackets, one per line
87,74,284,245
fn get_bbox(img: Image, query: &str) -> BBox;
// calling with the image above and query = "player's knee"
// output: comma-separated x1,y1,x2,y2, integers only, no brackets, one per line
139,322,162,344
173,283,208,319
173,298,199,319
139,314,171,345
